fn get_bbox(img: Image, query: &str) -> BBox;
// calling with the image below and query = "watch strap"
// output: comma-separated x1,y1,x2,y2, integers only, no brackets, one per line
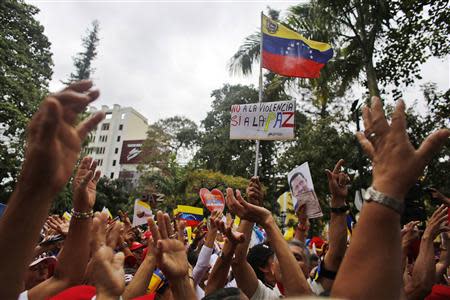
364,186,404,215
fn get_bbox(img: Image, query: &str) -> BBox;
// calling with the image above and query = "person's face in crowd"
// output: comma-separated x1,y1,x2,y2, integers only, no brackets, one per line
289,244,310,277
291,174,309,199
24,261,50,290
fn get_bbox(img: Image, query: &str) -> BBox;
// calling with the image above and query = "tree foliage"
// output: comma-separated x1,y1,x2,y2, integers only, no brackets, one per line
64,20,100,83
0,0,53,200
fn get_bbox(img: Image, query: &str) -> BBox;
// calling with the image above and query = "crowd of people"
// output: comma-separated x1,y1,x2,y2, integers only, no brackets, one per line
0,80,449,300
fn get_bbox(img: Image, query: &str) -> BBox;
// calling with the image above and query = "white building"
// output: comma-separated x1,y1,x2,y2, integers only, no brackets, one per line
85,104,148,181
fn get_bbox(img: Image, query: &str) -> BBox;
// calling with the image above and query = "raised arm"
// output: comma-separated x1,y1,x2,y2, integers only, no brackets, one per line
227,188,312,296
205,216,244,295
192,210,220,286
405,205,450,300
230,177,262,298
331,97,449,300
317,159,351,291
29,156,101,300
436,232,450,283
0,81,104,299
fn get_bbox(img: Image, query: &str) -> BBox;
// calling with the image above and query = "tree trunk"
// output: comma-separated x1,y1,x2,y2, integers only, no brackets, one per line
365,59,380,97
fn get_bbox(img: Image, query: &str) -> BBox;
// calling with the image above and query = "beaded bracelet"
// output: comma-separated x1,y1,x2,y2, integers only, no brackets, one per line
71,208,94,219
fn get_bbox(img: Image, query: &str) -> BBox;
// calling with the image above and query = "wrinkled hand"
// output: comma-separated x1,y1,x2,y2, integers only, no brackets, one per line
246,176,263,206
423,205,450,240
356,97,449,200
226,188,272,227
401,221,420,248
91,212,125,297
21,80,105,195
47,215,70,237
325,159,350,206
214,217,244,245
73,156,101,211
148,211,188,280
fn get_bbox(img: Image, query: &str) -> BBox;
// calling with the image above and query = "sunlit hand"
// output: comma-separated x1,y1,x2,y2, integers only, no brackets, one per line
226,188,272,227
148,211,189,280
47,215,70,237
91,212,125,298
73,156,101,211
214,217,244,245
422,205,450,240
208,210,222,232
20,80,105,195
325,159,350,206
356,97,449,200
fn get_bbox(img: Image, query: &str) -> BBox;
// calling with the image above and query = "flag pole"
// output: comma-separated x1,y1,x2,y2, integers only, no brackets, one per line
254,11,264,177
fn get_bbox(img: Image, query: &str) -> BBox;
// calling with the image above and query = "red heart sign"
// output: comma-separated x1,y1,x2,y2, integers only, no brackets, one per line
199,188,225,212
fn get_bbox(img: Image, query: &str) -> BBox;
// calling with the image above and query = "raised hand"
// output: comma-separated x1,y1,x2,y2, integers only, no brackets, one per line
47,215,70,237
21,80,105,195
401,221,420,249
226,188,272,227
325,159,350,206
214,216,245,245
91,212,125,298
246,176,263,206
148,211,189,280
73,156,101,211
423,205,450,240
356,96,449,200
429,188,450,206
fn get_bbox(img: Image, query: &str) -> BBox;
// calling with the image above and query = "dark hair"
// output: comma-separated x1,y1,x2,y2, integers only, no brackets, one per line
247,243,274,284
289,172,307,189
202,287,242,300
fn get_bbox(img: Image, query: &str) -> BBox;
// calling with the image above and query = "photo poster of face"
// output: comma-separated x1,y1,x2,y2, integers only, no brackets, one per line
287,162,323,219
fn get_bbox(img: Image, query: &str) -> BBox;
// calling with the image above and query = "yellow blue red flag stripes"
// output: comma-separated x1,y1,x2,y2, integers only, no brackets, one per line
262,14,333,78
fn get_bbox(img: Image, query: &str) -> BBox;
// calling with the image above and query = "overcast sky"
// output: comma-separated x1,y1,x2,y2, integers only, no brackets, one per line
31,0,449,125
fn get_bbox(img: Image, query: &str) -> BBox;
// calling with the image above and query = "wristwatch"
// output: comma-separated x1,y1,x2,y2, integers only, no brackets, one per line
363,186,404,215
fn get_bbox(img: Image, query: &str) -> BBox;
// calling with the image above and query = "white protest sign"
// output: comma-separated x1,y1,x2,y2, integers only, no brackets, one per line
287,162,323,218
230,100,295,140
132,199,153,227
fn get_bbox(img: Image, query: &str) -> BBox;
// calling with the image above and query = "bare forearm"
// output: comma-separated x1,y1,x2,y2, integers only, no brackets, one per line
123,256,156,300
170,276,197,300
331,202,402,300
205,240,236,295
234,220,253,261
405,237,435,299
231,220,258,298
264,218,311,296
325,211,347,270
0,185,54,299
204,228,217,249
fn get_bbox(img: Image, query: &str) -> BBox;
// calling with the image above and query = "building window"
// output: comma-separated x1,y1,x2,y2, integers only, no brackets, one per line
97,159,103,166
121,113,126,120
119,124,123,130
110,172,114,179
105,113,112,120
117,136,121,142
99,135,108,142
115,148,119,154
101,123,110,130
112,160,116,166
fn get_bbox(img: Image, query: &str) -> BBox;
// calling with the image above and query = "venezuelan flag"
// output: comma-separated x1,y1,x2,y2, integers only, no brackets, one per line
175,205,204,227
262,14,333,78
